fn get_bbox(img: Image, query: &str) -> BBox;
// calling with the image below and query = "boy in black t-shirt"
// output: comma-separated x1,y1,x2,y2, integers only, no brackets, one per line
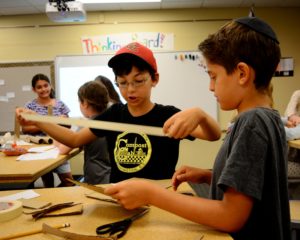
17,42,221,182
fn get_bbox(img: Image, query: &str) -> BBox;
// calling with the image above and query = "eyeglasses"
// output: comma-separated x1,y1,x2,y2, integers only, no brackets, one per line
115,76,150,89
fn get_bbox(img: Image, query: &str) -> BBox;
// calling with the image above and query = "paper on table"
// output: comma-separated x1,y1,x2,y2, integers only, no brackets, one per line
28,145,56,153
17,148,59,161
0,190,40,201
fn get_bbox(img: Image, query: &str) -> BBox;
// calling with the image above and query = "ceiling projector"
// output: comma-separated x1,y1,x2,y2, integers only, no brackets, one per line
46,0,86,22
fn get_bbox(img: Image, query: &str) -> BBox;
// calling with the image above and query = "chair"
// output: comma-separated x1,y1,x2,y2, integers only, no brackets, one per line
291,220,300,240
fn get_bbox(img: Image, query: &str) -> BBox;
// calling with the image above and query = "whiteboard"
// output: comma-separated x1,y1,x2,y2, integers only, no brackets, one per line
55,51,218,120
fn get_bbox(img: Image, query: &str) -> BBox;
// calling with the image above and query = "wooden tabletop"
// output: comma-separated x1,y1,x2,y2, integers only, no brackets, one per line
0,182,232,240
0,145,80,185
288,139,300,149
290,200,300,221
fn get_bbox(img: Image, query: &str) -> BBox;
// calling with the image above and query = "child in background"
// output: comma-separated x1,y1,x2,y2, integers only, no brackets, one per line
285,90,300,126
104,17,291,240
17,42,221,183
268,83,300,180
23,73,73,187
23,74,69,135
94,75,122,104
56,81,111,184
284,90,300,178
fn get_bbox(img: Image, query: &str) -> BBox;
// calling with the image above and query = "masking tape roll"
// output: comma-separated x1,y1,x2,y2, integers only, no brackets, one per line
0,200,23,222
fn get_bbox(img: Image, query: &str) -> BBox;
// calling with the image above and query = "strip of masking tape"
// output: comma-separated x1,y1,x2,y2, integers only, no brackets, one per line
0,200,23,222
21,113,165,137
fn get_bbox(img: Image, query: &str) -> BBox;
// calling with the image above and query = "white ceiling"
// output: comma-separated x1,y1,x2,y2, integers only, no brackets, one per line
0,0,299,16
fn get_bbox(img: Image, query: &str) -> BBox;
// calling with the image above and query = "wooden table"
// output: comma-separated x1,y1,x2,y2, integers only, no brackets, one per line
290,200,300,221
0,146,80,189
290,200,300,240
288,139,300,149
0,182,232,240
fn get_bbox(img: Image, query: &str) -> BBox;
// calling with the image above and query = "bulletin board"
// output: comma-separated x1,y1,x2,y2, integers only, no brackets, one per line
0,61,54,133
55,51,218,120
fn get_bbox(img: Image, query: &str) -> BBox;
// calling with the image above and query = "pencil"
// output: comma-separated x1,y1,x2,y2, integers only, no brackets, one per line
0,223,70,240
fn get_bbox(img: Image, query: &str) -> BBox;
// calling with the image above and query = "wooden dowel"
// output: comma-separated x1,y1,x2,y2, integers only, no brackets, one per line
14,111,20,142
47,105,53,116
0,223,70,240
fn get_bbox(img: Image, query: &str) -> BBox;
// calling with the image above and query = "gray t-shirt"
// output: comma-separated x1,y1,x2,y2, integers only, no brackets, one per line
210,107,291,240
73,114,111,185
83,137,110,184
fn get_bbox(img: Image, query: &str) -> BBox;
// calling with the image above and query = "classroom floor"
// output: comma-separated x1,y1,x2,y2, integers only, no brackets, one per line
34,174,83,188
34,174,61,188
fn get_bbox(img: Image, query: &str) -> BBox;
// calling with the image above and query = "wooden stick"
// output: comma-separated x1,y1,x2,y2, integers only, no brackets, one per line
14,111,20,143
47,105,53,116
0,223,70,240
21,113,165,137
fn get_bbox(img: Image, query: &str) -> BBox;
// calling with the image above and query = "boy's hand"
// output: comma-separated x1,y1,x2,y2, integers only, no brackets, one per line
172,165,212,190
289,115,300,126
163,108,201,139
286,120,296,128
104,179,158,210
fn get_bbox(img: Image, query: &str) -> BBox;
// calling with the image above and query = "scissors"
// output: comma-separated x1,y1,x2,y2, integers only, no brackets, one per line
96,208,150,239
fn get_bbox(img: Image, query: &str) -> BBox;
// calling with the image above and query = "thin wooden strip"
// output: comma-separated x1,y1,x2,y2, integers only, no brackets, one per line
0,223,70,240
14,112,20,140
21,113,165,137
66,178,107,196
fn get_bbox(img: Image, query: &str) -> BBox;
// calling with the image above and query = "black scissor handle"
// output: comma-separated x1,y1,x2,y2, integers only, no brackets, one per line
96,223,115,235
96,219,132,239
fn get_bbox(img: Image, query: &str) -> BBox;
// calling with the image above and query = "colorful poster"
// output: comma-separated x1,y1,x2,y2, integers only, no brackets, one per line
81,32,174,54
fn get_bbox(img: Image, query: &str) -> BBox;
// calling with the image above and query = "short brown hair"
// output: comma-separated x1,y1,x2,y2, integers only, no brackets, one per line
199,20,281,91
78,81,109,113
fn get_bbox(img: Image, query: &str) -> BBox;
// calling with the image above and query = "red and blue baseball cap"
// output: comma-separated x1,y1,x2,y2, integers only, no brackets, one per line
108,42,158,73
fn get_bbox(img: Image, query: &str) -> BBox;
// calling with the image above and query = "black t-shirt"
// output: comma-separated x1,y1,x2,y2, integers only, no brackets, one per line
211,108,291,240
90,103,193,183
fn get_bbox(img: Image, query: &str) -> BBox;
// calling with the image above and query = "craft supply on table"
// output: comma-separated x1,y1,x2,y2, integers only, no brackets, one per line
17,146,59,161
28,135,53,144
0,200,23,223
67,178,107,195
42,223,116,240
85,192,119,205
14,112,20,142
0,190,40,201
0,223,70,240
0,143,27,156
20,198,51,209
27,145,56,153
21,113,165,137
96,208,150,239
23,202,83,220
